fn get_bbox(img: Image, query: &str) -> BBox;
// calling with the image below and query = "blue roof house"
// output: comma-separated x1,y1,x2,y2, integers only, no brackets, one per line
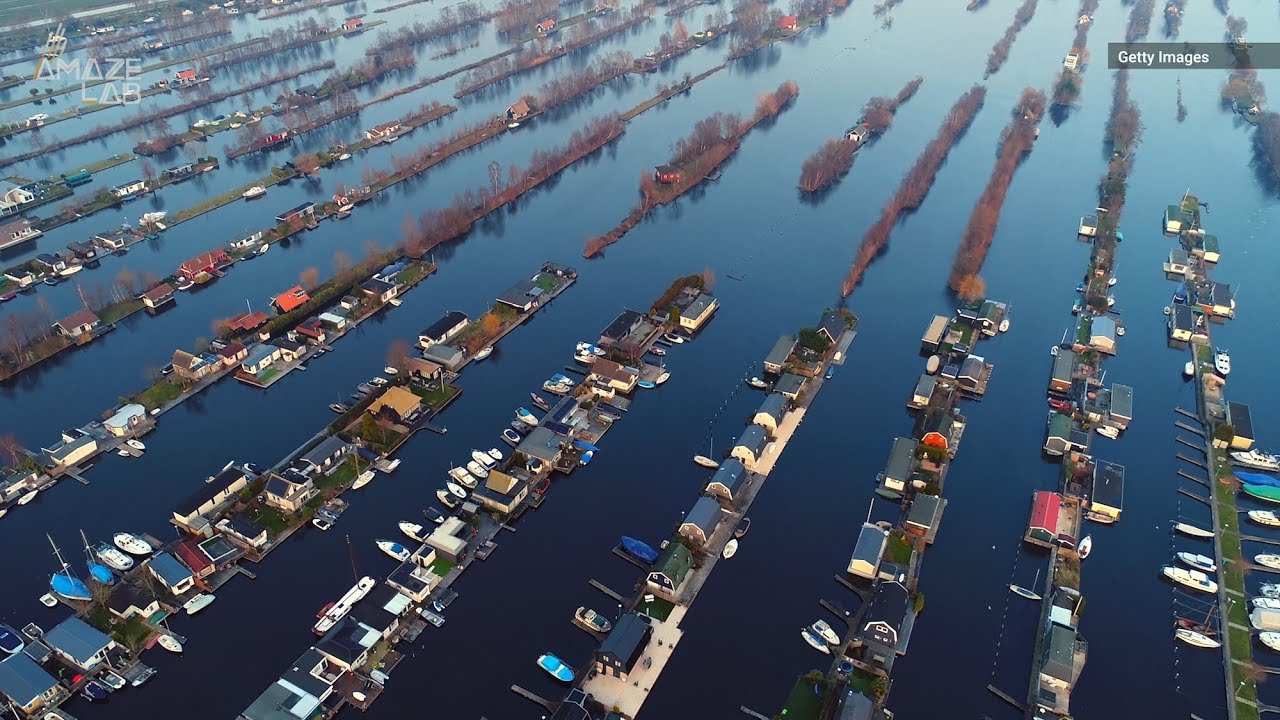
44,616,115,671
679,495,723,546
148,551,195,594
0,653,61,715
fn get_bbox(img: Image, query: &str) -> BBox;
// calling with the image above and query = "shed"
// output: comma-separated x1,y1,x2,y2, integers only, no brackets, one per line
848,522,887,580
679,495,723,545
594,613,652,680
752,393,787,436
149,551,195,594
730,425,770,469
1049,351,1074,393
1089,316,1117,354
704,458,747,503
763,335,795,374
1109,383,1133,428
44,617,114,671
1043,412,1073,456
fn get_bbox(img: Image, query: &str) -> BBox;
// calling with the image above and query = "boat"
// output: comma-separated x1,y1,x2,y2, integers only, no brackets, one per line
1048,398,1071,411
356,383,374,394
383,366,398,376
0,624,24,656
1177,552,1217,573
38,594,57,607
471,450,497,468
508,121,521,129
330,403,348,413
637,380,656,389
437,489,459,508
537,653,574,682
95,543,133,571
399,521,425,542
1009,584,1041,600
735,517,751,539
516,408,539,426
1263,633,1280,652
466,460,489,479
1215,348,1231,376
662,332,685,344
257,243,269,255
1263,583,1280,599
576,342,605,356
488,448,503,461
998,316,1011,333
141,211,166,224
746,377,768,389
1078,535,1092,560
156,634,182,653
48,535,92,602
1251,511,1280,527
1164,306,1172,315
694,436,719,468
531,393,552,411
573,351,598,365
1176,628,1222,649
649,346,666,357
1162,565,1218,593
449,466,477,489
543,379,572,394
43,277,59,287
801,628,831,654
446,481,467,499
114,532,153,555
1241,471,1280,488
376,540,411,562
1116,325,1126,336
579,450,594,465
1184,361,1195,377
1096,425,1119,439
100,671,126,691
370,377,388,387
573,607,612,633
183,593,215,615
81,530,115,585
722,538,738,559
351,470,375,489
338,153,351,161
511,420,532,434
80,680,110,702
0,292,15,302
1257,598,1280,610
474,345,493,360
1242,483,1280,504
620,536,659,564
57,264,83,277
1258,555,1280,570
811,620,840,646
242,185,266,199
312,516,334,531
126,438,145,452
423,506,445,524
501,428,521,447
1233,450,1280,472
17,490,37,505
1176,521,1216,537
654,371,670,386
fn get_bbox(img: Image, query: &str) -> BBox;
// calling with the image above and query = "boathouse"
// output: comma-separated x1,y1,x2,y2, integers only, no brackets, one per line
277,651,340,712
44,617,115,672
473,469,530,515
730,425,769,470
595,613,653,681
316,617,379,671
418,310,468,349
704,458,747,504
1077,214,1097,237
300,436,351,473
905,493,944,544
106,583,160,621
1025,490,1062,548
422,343,465,370
0,652,61,715
1049,350,1074,393
264,470,318,514
1089,460,1124,521
53,308,100,337
103,403,145,436
507,98,531,121
361,278,398,304
646,541,691,601
679,496,723,546
1169,304,1196,343
878,437,918,493
141,282,175,309
1088,316,1117,354
854,580,910,677
752,393,787,436
764,334,795,374
0,218,40,251
173,466,250,535
848,523,888,580
425,516,469,562
1228,402,1255,450
179,249,230,281
676,292,718,332
654,165,681,184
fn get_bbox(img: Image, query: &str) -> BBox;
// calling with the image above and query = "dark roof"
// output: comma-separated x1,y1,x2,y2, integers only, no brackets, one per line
906,494,941,528
706,458,747,496
775,372,805,396
0,653,58,706
765,335,795,366
861,580,909,647
596,612,651,668
682,495,722,540
1092,460,1125,509
851,523,887,566
755,393,787,424
242,680,314,720
347,597,396,634
817,309,844,342
1230,402,1254,439
106,582,155,614
301,436,347,467
420,310,467,339
884,437,917,480
315,617,376,664
175,466,247,516
150,551,193,587
497,279,539,308
264,475,293,499
837,689,874,720
1171,303,1195,331
1042,624,1075,682
272,337,305,353
279,648,334,701
959,354,985,380
517,426,564,463
649,542,691,586
734,425,769,456
44,617,111,665
224,515,267,541
1110,383,1133,419
601,309,645,341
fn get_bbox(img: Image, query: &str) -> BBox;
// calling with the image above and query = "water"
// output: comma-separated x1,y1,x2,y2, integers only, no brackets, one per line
1,0,1279,717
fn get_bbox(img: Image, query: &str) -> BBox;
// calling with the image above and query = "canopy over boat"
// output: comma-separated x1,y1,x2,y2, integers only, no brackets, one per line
1239,471,1280,488
1244,484,1280,503
620,536,659,564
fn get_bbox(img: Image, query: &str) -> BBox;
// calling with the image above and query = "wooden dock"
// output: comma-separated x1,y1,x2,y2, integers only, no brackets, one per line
740,707,771,719
1176,407,1200,421
589,579,627,603
1176,421,1206,436
987,684,1027,712
1241,535,1280,548
611,546,647,569
1178,488,1210,505
819,599,853,625
1176,436,1205,451
1177,452,1208,468
510,684,554,711
1178,469,1209,487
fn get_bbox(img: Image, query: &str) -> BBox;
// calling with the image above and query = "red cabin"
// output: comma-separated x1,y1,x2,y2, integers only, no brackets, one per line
178,249,230,280
775,15,798,32
654,165,681,184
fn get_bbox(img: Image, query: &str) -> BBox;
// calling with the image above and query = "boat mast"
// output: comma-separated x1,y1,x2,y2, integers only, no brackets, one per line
347,535,358,583
47,533,69,572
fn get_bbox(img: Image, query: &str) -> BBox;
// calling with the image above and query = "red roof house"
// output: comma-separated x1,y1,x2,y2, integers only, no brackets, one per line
654,165,681,184
295,317,326,343
775,15,798,32
175,68,197,84
1025,490,1062,547
343,17,364,31
179,249,230,281
175,539,215,579
536,18,556,33
225,311,270,333
273,285,311,313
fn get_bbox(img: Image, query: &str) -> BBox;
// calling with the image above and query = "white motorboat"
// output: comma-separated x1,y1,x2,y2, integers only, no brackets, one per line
1255,597,1280,610
117,449,131,457
465,460,489,479
471,450,497,468
17,490,37,505
257,243,269,255
722,539,738,559
1177,552,1217,573
1095,425,1118,439
1250,511,1280,527
370,377,388,387
126,439,145,451
312,516,333,531
399,521,425,542
543,380,572,394
507,121,521,129
573,351,597,365
693,455,719,469
1108,276,1117,286
1077,535,1092,560
58,264,83,277
1262,583,1280,599
573,607,612,633
242,186,266,199
474,345,493,360
516,408,539,426
1263,632,1280,652
351,470,375,489
487,448,503,461
376,540,411,562
141,211,166,224
575,342,605,356
1258,555,1280,570
449,467,477,489
95,543,134,571
1175,628,1221,648
156,634,182,653
437,489,459,508
662,332,685,344
338,153,351,161
100,671,126,691
1176,521,1216,537
746,377,768,389
801,628,830,654
502,429,521,447
811,620,840,646
1184,361,1195,377
383,366,398,375
1215,348,1231,376
183,593,215,615
446,481,467,499
39,594,57,607
1233,450,1280,472
1162,566,1218,593
655,371,670,385
113,533,153,555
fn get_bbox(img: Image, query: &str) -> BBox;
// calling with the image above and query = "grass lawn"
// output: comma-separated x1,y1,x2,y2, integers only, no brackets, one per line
394,263,429,285
259,367,280,383
637,595,675,622
134,380,183,410
247,506,289,535
412,383,460,409
535,274,559,292
778,675,824,720
1075,316,1092,345
98,298,145,325
885,531,913,565
317,457,358,490
108,614,153,651
428,556,456,577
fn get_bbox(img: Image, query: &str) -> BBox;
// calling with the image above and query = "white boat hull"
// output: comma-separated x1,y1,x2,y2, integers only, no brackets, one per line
113,533,153,555
1257,555,1280,570
693,455,719,469
722,539,737,559
1250,511,1280,527
447,482,467,499
399,522,424,542
450,467,476,488
1077,535,1092,559
156,635,182,653
1263,632,1280,652
801,629,830,654
1175,522,1215,538
183,593,215,615
1175,629,1221,648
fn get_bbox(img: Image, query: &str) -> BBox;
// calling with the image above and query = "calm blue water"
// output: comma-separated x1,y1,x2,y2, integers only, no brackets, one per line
0,0,1278,718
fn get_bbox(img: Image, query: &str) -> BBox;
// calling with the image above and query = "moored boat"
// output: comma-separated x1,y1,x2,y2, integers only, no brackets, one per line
437,489,459,509
537,653,574,682
183,593,215,615
1162,565,1218,593
1215,347,1231,376
39,594,57,607
573,351,597,365
1177,552,1217,573
17,490,37,505
1255,597,1280,610
516,407,539,426
1077,535,1092,560
734,517,751,539
1184,361,1195,377
649,346,666,357
801,627,830,654
1233,449,1280,472
1009,584,1041,601
637,380,656,389
1251,511,1280,527
620,536,659,564
446,481,467,499
113,532,153,555
1176,521,1216,537
576,342,605,356
49,535,91,602
1263,633,1280,652
0,624,24,656
531,393,552,411
471,449,497,468
655,371,670,385
156,634,182,653
1175,628,1221,648
376,540,411,562
125,438,146,452
1243,483,1280,504
1096,425,1119,439
573,607,612,633
811,620,840,646
746,377,768,389
330,403,348,413
80,679,110,702
502,428,522,447
662,332,685,344
242,185,266,199
474,345,493,360
487,448,503,461
399,521,425,542
449,466,477,489
466,460,489,479
423,506,445,524
722,538,738,559
99,671,126,691
1258,555,1280,570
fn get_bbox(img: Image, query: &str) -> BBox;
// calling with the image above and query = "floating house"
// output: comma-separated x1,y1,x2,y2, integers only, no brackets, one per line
1043,413,1075,457
853,580,910,677
1088,316,1117,354
1089,460,1125,521
878,438,918,493
172,465,250,535
240,343,282,375
1228,401,1255,450
1048,351,1074,393
1109,383,1133,429
0,180,33,217
594,613,653,681
366,386,422,426
704,458,747,504
507,98,531,122
848,522,888,580
1165,204,1193,234
1025,490,1062,548
730,425,770,470
909,374,937,410
141,282,175,309
45,435,97,467
0,218,40,251
920,315,949,353
679,495,723,546
361,278,398,304
752,393,787,436
1164,248,1190,275
0,654,61,716
1189,233,1220,263
1077,215,1096,236
675,292,718,332
43,617,115,672
646,541,691,601
764,334,795,374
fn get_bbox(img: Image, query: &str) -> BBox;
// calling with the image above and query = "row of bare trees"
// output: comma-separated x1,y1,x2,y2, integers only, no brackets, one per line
1125,0,1155,43
985,0,1038,78
535,51,634,109
946,88,1046,291
584,81,799,257
367,4,490,54
797,77,922,192
838,86,986,297
494,0,556,33
1051,0,1099,107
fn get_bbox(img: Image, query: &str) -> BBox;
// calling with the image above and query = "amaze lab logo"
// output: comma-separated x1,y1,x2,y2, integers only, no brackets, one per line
32,23,142,105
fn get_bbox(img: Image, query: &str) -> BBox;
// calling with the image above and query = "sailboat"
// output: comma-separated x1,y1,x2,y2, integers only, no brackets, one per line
693,437,719,469
1009,569,1042,601
81,530,115,585
48,535,92,602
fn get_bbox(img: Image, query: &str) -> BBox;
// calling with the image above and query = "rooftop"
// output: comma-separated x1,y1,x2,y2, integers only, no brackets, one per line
0,653,58,706
420,310,468,339
44,616,111,665
175,466,247,516
150,551,193,587
683,495,723,539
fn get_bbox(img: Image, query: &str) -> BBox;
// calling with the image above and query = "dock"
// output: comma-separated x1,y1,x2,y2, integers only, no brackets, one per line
1176,421,1206,436
987,684,1027,712
1176,436,1204,451
1178,488,1210,505
511,685,555,711
1178,469,1209,487
588,579,627,604
1177,452,1207,468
